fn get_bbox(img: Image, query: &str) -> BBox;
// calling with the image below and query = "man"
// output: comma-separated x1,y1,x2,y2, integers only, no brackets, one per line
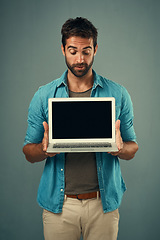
23,17,138,240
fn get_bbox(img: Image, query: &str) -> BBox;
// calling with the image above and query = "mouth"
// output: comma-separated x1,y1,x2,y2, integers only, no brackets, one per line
74,64,86,70
75,66,84,70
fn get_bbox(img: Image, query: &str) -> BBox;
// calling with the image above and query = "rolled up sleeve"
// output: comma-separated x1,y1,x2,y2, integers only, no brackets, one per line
119,86,137,143
24,88,46,146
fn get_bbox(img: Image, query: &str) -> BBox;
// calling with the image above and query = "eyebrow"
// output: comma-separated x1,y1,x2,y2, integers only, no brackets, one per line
67,46,92,50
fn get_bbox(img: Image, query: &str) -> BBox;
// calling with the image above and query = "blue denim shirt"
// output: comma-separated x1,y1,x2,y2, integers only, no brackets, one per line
24,70,137,213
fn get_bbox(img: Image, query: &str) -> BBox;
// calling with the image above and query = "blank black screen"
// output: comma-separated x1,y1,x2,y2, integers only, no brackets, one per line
52,101,112,139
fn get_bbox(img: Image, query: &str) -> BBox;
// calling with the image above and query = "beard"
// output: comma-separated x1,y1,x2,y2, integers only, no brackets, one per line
65,56,94,78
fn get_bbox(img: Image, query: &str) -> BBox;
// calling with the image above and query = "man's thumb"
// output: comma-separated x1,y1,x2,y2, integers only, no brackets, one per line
115,119,120,131
43,121,49,132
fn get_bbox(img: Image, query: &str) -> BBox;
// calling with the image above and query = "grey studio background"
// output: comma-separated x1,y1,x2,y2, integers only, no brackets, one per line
1,0,160,239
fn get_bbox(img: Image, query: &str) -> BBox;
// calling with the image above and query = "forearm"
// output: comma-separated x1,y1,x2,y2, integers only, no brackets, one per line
118,141,139,160
23,143,47,163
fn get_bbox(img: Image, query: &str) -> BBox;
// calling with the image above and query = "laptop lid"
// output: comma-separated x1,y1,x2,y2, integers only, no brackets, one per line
48,97,116,144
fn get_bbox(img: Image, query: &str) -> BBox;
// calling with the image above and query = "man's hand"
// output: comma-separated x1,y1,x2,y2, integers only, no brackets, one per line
23,121,59,163
42,121,59,158
108,119,138,160
108,119,123,157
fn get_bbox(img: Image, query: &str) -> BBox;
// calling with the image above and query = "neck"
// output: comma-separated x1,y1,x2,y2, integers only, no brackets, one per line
67,68,94,92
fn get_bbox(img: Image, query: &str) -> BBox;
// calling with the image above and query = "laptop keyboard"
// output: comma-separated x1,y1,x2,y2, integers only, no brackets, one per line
53,142,112,148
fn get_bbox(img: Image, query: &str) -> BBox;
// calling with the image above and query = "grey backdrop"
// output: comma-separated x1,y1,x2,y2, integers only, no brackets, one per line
1,0,160,239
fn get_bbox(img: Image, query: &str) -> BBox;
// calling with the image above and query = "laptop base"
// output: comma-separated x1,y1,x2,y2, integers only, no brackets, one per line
47,144,118,153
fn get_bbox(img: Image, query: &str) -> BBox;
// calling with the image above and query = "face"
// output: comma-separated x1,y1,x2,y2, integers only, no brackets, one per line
61,36,98,78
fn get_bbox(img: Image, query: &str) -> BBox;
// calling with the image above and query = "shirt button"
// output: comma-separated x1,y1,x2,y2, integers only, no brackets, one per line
61,189,63,192
61,169,63,171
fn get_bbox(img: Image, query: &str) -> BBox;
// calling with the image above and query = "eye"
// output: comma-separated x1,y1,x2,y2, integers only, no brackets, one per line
82,50,90,55
69,50,77,55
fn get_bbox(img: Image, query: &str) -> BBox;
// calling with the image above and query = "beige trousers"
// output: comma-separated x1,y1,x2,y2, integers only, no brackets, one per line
43,197,119,240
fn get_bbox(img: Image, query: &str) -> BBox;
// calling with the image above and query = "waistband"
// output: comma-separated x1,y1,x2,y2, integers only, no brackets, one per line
66,191,100,200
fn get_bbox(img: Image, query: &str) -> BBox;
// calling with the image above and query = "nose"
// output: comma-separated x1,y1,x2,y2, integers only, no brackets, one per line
76,53,84,63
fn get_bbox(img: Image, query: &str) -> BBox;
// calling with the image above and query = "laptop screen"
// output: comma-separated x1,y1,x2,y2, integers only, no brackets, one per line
52,101,112,139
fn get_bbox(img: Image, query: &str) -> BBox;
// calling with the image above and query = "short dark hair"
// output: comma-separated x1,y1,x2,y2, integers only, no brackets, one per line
61,17,98,50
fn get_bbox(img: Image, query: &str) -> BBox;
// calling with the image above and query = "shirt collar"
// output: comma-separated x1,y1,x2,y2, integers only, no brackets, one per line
92,70,104,89
57,70,68,87
57,69,104,89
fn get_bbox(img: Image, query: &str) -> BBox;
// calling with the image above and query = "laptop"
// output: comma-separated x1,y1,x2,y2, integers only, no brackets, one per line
47,97,118,153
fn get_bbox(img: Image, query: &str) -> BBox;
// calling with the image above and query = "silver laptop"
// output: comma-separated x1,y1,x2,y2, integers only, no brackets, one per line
47,97,118,153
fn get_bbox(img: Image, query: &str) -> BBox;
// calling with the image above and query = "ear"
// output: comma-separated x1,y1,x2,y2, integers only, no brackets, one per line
61,44,65,56
94,44,98,56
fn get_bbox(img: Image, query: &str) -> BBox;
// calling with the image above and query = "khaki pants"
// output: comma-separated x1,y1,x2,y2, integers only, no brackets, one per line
43,197,119,240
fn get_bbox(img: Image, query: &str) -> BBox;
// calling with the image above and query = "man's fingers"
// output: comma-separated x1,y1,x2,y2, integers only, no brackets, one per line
115,119,120,131
43,121,49,133
42,138,48,152
108,120,123,156
42,122,49,151
43,121,49,140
